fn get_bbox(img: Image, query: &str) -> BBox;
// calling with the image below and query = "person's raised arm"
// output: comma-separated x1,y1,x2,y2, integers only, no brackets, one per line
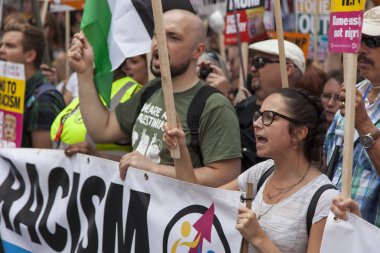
67,33,126,143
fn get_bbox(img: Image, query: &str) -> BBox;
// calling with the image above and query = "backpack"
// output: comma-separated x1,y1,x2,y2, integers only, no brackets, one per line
140,82,219,165
26,83,64,109
23,83,65,146
256,165,337,237
141,81,260,169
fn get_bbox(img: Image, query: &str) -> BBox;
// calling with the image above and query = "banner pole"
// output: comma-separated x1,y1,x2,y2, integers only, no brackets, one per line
341,53,356,199
241,182,253,253
313,0,320,66
65,10,71,80
31,0,51,66
273,0,288,88
40,0,49,26
151,0,180,158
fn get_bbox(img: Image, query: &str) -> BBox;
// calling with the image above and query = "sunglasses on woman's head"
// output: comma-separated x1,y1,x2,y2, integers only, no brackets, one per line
361,35,380,48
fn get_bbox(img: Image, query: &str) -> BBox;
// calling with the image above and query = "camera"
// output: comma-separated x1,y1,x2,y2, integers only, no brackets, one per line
199,67,213,80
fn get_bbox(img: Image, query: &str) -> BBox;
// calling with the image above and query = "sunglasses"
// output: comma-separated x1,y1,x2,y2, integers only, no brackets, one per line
361,35,380,48
251,57,280,69
253,110,302,126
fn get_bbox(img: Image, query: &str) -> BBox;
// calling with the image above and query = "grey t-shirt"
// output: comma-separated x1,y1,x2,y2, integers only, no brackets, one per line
115,78,242,167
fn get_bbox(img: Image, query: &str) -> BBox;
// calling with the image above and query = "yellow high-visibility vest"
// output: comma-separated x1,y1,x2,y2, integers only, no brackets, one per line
50,76,141,151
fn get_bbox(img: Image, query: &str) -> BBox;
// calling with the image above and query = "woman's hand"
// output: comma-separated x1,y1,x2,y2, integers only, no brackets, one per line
236,206,267,246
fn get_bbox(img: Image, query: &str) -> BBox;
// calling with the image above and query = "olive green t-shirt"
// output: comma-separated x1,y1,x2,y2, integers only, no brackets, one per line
115,78,241,168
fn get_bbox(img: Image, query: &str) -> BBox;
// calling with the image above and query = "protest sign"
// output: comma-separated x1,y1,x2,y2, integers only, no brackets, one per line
267,31,310,59
295,0,330,60
224,0,266,45
0,149,242,252
49,0,85,12
328,0,366,53
0,61,25,148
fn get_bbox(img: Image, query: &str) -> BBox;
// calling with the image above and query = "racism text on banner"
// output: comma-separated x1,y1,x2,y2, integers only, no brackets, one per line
0,148,242,252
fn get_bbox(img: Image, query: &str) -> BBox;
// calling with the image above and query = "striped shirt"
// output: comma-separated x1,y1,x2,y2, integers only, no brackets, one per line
324,79,380,227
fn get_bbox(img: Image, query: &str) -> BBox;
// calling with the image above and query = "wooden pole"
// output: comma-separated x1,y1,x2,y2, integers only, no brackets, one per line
273,0,288,88
341,53,357,199
65,10,71,80
241,182,253,253
40,0,49,26
151,0,180,158
234,42,249,104
313,0,320,66
31,0,51,65
218,33,226,62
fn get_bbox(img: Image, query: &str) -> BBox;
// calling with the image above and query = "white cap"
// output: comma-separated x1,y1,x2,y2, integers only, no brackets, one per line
249,39,306,74
362,6,380,36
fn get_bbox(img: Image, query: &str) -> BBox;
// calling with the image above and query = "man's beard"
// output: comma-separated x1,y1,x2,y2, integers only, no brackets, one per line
150,58,191,78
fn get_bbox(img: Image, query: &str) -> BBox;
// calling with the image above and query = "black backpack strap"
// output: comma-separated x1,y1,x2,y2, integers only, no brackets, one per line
26,83,60,108
140,81,161,106
306,184,337,237
186,85,220,165
257,165,275,192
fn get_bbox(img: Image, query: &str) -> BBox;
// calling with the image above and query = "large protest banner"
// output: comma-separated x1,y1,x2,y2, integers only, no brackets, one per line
0,149,242,252
0,61,25,148
295,0,330,60
321,212,380,252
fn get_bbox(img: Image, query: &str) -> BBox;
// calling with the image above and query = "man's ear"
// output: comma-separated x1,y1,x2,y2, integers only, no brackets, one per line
286,62,295,75
25,50,37,64
193,43,205,59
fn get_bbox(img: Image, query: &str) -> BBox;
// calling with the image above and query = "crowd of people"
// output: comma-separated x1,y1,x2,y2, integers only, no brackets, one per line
1,1,380,252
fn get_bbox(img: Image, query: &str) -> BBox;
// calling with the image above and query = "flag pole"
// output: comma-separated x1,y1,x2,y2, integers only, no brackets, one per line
151,0,180,159
273,0,288,88
341,53,356,199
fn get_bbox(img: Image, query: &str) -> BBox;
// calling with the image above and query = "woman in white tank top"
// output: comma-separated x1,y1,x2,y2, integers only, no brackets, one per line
163,88,340,253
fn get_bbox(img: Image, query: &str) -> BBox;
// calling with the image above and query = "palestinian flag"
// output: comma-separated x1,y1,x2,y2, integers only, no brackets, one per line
80,0,195,106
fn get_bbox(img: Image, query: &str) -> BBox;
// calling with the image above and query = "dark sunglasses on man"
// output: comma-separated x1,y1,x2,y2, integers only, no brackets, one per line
361,35,380,48
250,57,280,70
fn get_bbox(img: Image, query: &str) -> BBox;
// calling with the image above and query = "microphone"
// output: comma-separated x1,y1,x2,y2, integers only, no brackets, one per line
325,128,344,180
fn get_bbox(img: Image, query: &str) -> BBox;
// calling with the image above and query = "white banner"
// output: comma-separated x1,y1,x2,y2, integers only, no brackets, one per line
0,149,242,252
321,212,380,253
